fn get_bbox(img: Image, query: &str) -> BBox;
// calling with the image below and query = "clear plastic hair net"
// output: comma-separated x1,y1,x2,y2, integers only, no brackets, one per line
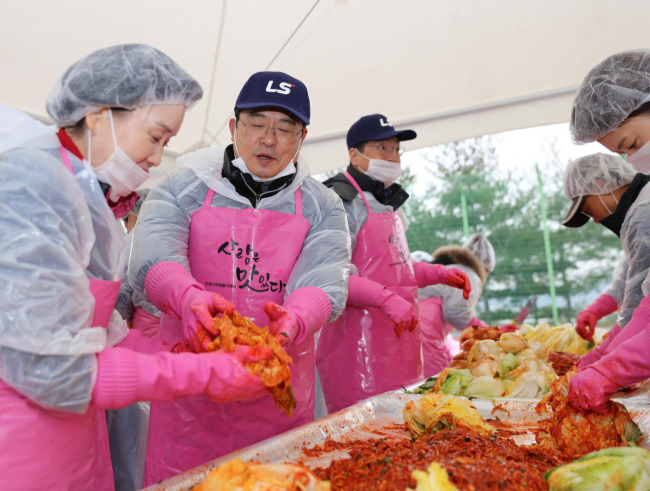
46,44,203,126
131,188,150,217
462,233,495,273
571,50,650,143
563,153,636,200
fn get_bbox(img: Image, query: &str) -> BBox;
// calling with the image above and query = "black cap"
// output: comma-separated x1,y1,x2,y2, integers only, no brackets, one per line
346,114,417,149
563,195,590,228
235,71,310,124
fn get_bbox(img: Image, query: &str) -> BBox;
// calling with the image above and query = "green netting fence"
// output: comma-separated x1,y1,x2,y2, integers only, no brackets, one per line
401,139,622,327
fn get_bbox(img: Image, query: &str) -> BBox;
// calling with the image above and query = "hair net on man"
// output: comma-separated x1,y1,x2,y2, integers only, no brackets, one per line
564,153,636,199
46,44,203,126
570,49,650,143
563,153,636,228
462,233,495,273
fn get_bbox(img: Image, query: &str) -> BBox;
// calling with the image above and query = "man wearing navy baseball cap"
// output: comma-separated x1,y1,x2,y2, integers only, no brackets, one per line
131,71,350,476
316,114,471,415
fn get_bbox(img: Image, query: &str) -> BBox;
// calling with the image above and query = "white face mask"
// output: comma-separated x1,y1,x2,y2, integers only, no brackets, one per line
92,109,149,200
358,150,402,187
232,124,300,182
626,141,650,173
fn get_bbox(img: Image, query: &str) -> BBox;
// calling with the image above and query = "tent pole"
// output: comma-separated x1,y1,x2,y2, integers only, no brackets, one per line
536,164,559,324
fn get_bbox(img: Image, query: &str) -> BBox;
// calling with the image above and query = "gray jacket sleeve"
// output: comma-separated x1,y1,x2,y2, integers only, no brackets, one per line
115,234,135,322
603,255,628,305
129,169,195,297
619,205,650,328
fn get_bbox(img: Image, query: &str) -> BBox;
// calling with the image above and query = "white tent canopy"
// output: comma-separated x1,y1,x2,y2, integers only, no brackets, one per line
2,0,649,186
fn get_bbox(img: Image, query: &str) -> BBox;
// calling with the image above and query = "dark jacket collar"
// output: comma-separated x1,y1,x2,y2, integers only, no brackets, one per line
600,173,650,236
221,144,297,208
324,165,409,211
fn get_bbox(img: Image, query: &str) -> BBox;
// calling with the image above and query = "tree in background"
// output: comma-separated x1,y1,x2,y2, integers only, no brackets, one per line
403,136,621,325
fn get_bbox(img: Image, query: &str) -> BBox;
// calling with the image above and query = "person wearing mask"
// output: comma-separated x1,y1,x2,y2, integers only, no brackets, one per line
128,71,350,483
0,44,270,490
315,114,471,414
562,153,650,369
569,49,650,343
418,234,496,376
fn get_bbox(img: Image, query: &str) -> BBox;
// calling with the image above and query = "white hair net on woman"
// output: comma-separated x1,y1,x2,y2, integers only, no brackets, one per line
563,153,636,227
462,233,495,273
46,44,203,126
570,49,650,143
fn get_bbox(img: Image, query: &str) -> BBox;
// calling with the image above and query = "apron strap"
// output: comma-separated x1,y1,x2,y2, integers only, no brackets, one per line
294,188,303,216
203,188,216,207
58,146,74,174
344,171,372,214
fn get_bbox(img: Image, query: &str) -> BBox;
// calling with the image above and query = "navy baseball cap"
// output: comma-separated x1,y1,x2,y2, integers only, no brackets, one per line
346,114,417,149
235,71,310,125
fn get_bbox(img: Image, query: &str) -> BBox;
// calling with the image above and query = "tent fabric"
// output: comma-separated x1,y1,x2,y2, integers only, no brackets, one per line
1,0,649,185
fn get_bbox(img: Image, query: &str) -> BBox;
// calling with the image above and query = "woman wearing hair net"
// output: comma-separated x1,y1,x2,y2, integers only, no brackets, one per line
561,153,650,411
0,44,269,489
417,234,495,375
569,50,650,344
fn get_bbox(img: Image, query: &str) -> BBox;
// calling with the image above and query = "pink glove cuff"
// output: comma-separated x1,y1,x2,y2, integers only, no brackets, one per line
412,261,445,288
606,295,650,353
144,261,204,318
116,329,170,355
283,287,332,344
591,323,650,390
577,324,622,370
586,294,619,318
347,274,390,309
92,347,141,409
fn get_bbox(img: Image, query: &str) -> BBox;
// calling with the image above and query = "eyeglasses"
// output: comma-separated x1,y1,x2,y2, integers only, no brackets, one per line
363,143,404,157
238,116,304,143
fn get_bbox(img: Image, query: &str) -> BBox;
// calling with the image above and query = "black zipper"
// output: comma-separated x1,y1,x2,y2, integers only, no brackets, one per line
241,177,288,208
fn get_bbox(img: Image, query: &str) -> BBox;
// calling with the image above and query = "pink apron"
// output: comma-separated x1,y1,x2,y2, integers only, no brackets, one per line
316,172,423,414
0,147,121,490
132,306,161,338
419,297,454,376
144,187,311,485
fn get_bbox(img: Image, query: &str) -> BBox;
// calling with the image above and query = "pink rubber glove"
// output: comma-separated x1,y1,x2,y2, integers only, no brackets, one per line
264,287,332,346
92,345,271,409
601,296,650,354
569,367,618,413
117,329,169,355
577,325,622,370
145,261,235,351
412,262,471,300
576,294,618,343
346,275,418,336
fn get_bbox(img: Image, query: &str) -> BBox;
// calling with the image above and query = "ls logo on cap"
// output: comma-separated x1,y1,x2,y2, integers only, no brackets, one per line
379,118,393,127
266,81,295,95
